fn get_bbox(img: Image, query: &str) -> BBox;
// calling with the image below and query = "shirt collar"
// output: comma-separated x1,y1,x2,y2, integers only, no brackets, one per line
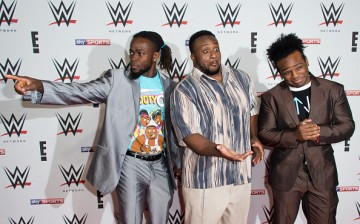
192,65,229,84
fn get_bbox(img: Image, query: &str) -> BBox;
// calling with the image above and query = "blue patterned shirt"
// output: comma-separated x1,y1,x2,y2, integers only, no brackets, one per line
170,65,260,189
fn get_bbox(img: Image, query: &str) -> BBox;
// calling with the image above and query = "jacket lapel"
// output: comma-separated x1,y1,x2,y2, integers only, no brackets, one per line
128,72,140,123
279,82,300,124
308,75,322,119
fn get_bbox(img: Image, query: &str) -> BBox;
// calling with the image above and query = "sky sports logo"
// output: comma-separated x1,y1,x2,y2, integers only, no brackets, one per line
302,38,321,44
251,189,266,195
336,186,359,192
30,198,64,205
346,90,360,96
75,39,110,46
81,146,95,152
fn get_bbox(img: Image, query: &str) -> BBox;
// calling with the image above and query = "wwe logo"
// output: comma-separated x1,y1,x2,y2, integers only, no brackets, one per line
48,0,77,26
168,210,184,224
0,0,18,26
225,58,241,69
266,60,280,80
262,205,274,224
63,214,87,224
268,3,293,27
0,113,27,137
4,166,31,189
105,1,133,27
108,58,130,69
59,164,85,187
317,57,341,79
161,3,188,27
319,3,344,26
168,58,188,81
0,58,22,82
52,58,80,82
56,112,83,136
354,202,360,221
216,3,241,27
8,216,35,224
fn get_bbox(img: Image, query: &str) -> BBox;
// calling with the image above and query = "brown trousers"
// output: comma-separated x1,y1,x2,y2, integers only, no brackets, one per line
271,164,338,224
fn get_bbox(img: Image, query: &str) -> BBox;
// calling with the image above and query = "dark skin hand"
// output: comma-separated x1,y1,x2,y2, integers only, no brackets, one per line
5,74,44,95
296,118,320,141
183,133,253,162
249,115,264,165
250,136,264,165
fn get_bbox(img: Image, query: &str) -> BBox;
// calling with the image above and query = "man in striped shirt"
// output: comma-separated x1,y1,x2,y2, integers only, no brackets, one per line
170,30,264,224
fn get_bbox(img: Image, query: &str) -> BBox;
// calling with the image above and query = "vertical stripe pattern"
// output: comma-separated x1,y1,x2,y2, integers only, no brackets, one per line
171,65,260,189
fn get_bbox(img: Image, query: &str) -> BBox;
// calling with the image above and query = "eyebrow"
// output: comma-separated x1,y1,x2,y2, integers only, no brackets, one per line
201,41,218,46
281,62,304,72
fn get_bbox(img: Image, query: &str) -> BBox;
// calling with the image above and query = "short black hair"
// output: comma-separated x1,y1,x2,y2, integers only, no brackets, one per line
266,33,306,67
188,30,216,53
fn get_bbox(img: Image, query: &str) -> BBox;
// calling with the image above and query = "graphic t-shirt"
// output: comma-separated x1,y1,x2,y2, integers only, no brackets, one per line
128,73,165,155
290,82,311,121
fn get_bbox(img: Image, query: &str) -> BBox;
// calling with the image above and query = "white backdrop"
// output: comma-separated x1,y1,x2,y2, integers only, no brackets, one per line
0,0,359,223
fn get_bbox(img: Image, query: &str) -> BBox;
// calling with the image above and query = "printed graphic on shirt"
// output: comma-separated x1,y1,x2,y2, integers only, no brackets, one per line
128,74,165,155
291,87,311,121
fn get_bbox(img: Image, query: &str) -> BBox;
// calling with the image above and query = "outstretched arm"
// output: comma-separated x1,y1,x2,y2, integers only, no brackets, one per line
6,74,44,95
183,133,253,162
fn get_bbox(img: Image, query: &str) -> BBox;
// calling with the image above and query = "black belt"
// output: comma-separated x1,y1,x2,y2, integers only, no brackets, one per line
126,151,162,161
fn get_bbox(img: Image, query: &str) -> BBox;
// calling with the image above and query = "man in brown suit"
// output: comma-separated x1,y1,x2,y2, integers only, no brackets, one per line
258,33,355,224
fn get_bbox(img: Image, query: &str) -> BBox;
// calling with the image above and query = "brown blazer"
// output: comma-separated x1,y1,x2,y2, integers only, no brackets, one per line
258,74,355,191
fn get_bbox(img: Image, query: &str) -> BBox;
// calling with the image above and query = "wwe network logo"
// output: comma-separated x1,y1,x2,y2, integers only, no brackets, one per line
0,58,22,82
52,58,80,82
56,113,83,136
0,113,27,137
168,58,188,81
108,57,130,69
161,3,188,27
317,57,341,79
216,3,241,27
4,166,31,189
225,58,241,69
268,3,293,27
59,164,85,187
105,1,133,27
63,214,87,224
0,0,18,26
319,2,344,26
266,60,280,80
8,216,35,224
262,205,274,224
168,210,184,224
48,0,77,26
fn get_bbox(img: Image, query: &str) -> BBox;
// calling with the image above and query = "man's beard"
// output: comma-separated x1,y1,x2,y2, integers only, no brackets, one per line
129,64,152,80
198,64,221,76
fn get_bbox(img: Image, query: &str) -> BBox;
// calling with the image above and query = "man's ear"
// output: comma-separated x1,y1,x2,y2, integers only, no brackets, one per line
190,53,195,62
153,51,160,62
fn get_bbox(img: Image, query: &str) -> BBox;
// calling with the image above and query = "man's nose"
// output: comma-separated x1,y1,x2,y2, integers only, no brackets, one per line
130,54,138,61
210,51,217,58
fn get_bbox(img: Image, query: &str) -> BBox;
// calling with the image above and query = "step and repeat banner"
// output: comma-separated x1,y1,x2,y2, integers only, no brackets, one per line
0,0,359,223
